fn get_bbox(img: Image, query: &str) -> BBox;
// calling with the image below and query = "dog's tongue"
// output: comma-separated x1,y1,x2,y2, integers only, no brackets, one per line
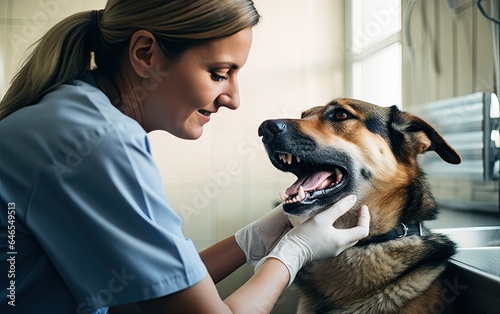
285,170,336,196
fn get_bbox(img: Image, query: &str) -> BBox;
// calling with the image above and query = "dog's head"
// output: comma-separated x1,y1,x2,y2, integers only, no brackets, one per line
259,98,461,231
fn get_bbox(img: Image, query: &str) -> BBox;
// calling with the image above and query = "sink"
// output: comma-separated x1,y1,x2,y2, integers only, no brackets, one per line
431,226,500,313
451,247,500,278
432,226,500,284
432,226,500,248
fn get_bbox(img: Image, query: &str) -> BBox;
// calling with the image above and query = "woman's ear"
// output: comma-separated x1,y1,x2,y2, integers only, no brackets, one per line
128,30,162,79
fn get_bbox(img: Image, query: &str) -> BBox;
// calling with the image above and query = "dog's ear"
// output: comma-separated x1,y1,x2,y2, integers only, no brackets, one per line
392,106,462,164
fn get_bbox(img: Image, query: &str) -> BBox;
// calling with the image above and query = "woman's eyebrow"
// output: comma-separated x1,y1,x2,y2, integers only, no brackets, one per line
207,62,240,70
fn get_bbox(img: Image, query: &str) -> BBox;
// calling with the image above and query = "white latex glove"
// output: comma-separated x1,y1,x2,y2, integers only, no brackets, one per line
255,195,370,287
235,203,292,266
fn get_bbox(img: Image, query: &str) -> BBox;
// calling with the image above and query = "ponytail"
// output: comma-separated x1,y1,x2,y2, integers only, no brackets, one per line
0,11,94,120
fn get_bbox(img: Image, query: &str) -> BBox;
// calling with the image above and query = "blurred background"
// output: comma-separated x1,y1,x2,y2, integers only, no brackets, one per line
1,0,499,312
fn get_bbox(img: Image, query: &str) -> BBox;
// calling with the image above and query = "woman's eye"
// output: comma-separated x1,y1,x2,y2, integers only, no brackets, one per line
211,72,228,82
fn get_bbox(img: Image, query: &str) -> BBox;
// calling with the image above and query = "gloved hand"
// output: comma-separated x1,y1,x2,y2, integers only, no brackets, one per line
235,203,292,266
255,195,370,287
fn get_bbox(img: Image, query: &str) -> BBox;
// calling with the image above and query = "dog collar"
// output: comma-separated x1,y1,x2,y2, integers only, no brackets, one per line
355,222,423,247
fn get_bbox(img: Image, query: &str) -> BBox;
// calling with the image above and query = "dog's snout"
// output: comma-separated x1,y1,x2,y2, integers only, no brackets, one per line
258,119,287,143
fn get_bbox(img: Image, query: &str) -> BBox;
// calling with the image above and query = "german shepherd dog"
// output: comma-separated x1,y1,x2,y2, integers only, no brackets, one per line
258,98,462,314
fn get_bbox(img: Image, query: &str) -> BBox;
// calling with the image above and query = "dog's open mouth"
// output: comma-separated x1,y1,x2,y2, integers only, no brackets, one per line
273,152,348,210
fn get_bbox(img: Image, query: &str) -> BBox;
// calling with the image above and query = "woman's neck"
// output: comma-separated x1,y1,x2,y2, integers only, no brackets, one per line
93,69,145,127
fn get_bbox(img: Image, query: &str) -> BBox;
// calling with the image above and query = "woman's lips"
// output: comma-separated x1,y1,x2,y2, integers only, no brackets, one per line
198,109,212,123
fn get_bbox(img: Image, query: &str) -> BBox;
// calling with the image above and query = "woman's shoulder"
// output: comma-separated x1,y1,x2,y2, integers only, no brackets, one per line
49,77,142,131
5,76,144,144
0,77,150,167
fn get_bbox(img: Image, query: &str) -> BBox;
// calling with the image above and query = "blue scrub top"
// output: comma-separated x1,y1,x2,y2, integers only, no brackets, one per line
0,74,207,313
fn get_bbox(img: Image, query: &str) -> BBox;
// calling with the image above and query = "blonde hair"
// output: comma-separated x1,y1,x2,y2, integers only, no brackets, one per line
0,0,260,120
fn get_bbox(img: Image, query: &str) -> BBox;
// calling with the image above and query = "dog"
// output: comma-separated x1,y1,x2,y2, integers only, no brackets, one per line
258,98,462,314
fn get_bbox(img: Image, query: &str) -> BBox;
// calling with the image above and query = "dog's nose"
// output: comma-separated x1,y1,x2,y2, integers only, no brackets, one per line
258,119,287,143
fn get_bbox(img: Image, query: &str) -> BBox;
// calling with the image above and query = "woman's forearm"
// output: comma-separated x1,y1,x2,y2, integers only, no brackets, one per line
137,258,289,314
224,258,289,313
200,235,247,283
200,235,289,313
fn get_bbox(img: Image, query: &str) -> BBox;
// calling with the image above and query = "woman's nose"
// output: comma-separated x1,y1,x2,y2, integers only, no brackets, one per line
216,80,240,110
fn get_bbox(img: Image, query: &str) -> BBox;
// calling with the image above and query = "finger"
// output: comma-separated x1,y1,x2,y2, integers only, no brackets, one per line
344,205,370,241
357,205,370,230
316,194,357,223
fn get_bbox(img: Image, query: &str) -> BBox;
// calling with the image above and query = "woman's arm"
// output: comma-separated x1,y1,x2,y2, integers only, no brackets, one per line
137,258,289,314
224,258,289,312
199,235,246,284
109,236,246,313
137,197,369,314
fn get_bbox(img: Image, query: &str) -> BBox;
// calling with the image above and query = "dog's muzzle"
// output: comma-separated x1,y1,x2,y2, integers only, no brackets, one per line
258,119,352,217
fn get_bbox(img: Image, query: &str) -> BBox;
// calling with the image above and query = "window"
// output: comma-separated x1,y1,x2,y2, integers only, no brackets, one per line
346,0,402,108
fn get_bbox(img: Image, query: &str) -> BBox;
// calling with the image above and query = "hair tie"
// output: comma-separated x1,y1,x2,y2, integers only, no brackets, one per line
89,10,97,26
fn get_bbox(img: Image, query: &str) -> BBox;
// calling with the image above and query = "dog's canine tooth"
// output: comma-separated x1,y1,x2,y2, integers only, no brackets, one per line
298,186,305,200
286,154,292,164
284,187,306,204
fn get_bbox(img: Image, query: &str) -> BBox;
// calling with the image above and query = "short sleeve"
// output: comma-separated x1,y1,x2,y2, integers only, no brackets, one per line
22,83,207,310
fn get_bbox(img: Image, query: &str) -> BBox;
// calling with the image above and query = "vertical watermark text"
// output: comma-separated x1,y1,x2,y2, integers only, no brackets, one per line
6,202,17,307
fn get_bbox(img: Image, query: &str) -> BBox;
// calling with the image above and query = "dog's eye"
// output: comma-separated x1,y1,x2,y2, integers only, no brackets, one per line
328,109,351,121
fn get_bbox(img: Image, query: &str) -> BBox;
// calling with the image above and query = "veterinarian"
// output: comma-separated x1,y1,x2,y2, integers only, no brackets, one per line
0,1,370,313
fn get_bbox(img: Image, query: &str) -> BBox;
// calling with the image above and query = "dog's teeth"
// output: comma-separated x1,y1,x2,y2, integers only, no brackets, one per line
281,187,307,204
279,153,286,163
278,153,300,165
298,186,305,200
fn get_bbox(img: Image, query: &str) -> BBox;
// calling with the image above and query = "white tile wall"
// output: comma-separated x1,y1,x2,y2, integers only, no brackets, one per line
0,0,107,96
0,0,6,19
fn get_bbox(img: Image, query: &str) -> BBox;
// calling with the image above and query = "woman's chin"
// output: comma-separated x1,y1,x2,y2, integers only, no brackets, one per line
175,128,204,140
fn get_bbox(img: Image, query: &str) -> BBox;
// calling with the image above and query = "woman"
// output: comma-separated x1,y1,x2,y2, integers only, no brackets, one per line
0,1,370,313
